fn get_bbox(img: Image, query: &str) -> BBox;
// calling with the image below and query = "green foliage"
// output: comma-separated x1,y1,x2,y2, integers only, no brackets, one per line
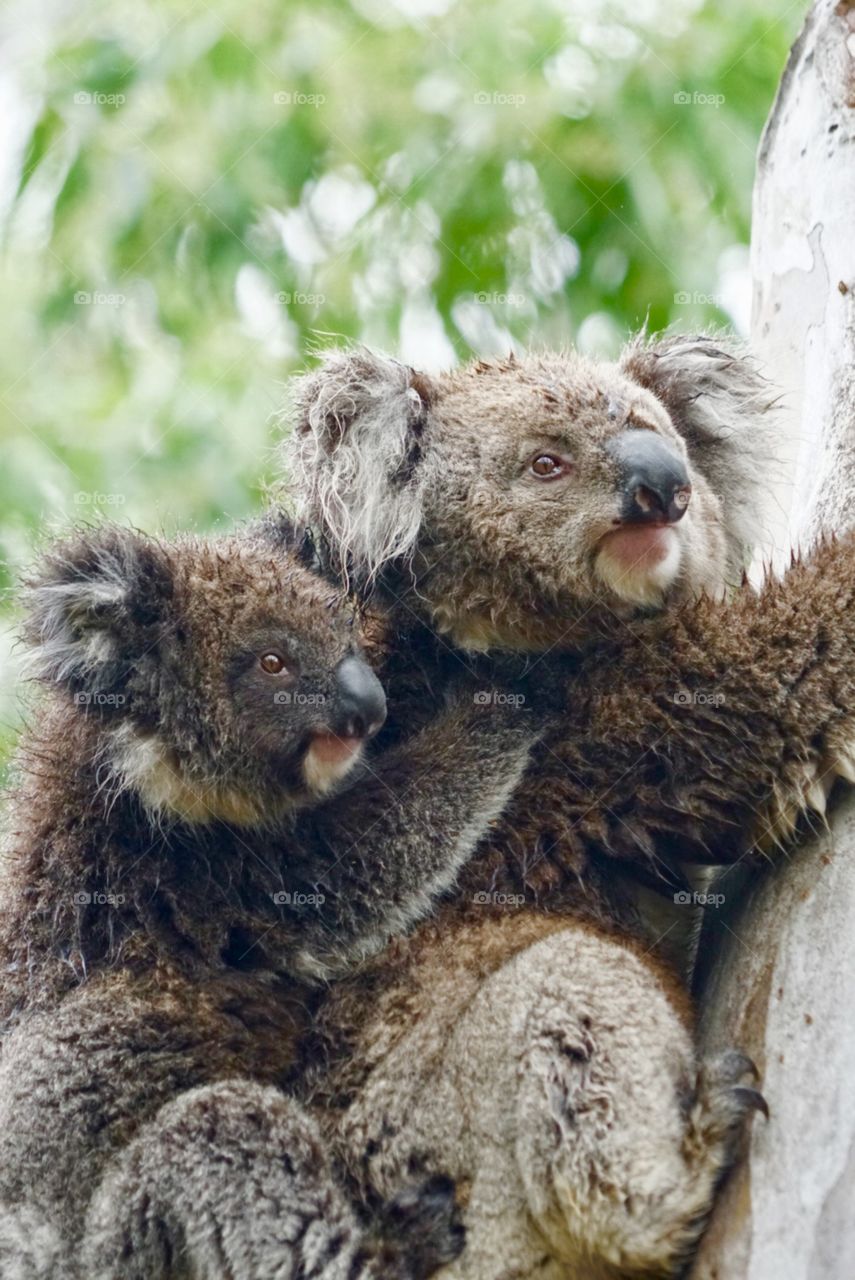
0,0,802,759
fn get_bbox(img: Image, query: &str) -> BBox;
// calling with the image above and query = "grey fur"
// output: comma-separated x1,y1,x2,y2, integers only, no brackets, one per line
287,335,777,600
291,348,430,586
284,333,855,1278
0,519,536,1278
619,332,780,571
309,916,765,1280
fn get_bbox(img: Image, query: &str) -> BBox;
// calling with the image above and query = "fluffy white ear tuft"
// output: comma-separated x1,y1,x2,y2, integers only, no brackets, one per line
24,578,126,686
284,348,432,585
20,527,170,697
620,332,780,569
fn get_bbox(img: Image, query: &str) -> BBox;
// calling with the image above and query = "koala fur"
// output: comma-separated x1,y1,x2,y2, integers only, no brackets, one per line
289,336,855,876
304,913,765,1280
285,335,855,1277
0,517,535,1279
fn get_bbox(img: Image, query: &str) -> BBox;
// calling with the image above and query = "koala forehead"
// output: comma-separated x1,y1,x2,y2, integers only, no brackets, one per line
425,353,677,466
167,538,351,664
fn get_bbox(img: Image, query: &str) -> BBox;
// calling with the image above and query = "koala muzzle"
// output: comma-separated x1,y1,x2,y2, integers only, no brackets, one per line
606,429,692,525
332,656,387,740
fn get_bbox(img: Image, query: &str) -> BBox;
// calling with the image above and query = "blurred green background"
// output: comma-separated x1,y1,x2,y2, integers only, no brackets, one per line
0,0,802,761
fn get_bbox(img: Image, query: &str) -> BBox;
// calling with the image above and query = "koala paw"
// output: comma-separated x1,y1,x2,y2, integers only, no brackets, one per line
686,1048,768,1172
377,1173,465,1280
750,746,855,854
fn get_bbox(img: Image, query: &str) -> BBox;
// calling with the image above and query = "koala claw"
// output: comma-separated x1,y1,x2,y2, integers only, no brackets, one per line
688,1048,768,1162
711,1049,773,1121
711,1048,760,1086
729,1085,770,1120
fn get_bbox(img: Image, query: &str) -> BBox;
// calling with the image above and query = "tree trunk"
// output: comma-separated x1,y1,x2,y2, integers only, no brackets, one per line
689,3,855,1277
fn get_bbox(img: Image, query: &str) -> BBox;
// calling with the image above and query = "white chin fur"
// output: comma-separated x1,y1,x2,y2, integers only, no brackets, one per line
302,742,364,797
108,724,293,827
595,531,682,608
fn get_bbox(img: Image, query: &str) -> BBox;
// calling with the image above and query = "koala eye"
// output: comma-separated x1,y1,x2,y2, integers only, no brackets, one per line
530,453,572,480
259,652,288,676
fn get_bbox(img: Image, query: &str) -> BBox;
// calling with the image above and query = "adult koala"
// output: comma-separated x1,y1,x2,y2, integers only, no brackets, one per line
285,338,855,1279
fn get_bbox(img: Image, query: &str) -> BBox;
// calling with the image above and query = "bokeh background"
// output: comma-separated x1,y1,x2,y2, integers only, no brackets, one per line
0,0,803,761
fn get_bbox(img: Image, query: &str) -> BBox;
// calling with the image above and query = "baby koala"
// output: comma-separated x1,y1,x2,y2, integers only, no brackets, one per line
0,514,535,1280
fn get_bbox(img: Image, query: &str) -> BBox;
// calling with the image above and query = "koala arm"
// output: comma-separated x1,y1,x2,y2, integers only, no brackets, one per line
534,532,855,872
286,698,537,979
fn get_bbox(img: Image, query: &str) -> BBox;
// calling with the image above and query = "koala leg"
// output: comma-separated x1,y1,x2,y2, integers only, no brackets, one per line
81,1080,462,1280
505,936,765,1277
333,918,763,1280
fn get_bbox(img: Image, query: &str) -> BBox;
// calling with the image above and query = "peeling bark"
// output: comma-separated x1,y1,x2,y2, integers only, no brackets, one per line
690,3,855,1276
751,0,855,549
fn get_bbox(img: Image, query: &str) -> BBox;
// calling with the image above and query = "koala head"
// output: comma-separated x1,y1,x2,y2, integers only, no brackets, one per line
288,336,775,652
22,518,386,825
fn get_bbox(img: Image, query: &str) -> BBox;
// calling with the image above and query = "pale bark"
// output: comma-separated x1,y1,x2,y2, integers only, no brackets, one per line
690,3,855,1277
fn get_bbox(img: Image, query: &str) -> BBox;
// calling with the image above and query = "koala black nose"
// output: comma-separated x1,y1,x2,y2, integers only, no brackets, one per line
606,430,692,525
333,656,387,740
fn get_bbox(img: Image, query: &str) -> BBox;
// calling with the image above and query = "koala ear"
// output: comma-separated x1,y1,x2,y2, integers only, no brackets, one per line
21,526,173,701
620,333,779,564
246,509,322,573
285,348,434,585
